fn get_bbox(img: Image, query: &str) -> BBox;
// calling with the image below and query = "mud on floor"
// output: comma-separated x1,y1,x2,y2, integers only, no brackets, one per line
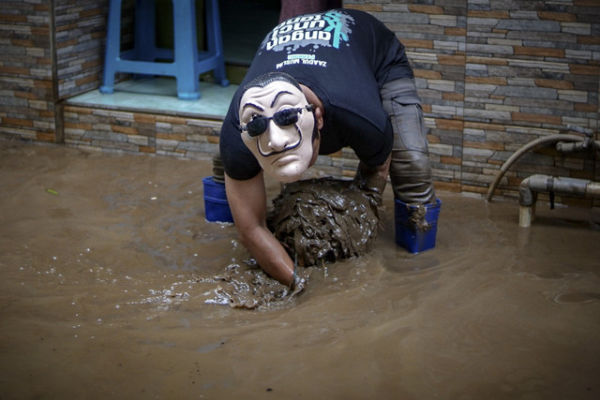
1,140,599,399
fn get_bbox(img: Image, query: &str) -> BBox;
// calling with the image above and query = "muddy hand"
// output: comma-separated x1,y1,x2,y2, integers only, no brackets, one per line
353,156,391,203
288,275,306,298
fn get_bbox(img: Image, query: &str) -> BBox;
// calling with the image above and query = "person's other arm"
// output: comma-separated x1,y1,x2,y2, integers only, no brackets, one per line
338,111,392,197
224,172,295,286
354,154,391,195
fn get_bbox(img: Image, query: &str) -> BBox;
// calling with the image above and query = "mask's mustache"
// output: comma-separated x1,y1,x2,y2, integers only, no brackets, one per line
257,124,302,157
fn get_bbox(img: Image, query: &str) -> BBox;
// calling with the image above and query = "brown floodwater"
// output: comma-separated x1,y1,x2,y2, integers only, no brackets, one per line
1,140,599,399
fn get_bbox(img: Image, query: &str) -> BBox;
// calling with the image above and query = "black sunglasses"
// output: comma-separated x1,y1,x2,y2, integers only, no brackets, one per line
241,104,314,137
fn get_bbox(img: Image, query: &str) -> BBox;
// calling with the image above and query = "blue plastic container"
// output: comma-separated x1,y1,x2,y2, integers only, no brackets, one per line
203,176,233,223
394,198,441,253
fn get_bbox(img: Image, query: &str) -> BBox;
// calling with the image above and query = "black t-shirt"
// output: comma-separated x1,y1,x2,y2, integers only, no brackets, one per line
220,9,413,180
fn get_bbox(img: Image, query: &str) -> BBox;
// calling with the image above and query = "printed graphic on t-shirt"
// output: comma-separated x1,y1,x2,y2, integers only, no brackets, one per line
260,10,354,68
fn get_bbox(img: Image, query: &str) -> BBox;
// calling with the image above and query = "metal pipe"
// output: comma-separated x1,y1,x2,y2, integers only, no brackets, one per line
518,174,600,227
486,134,585,202
555,140,600,153
486,131,600,202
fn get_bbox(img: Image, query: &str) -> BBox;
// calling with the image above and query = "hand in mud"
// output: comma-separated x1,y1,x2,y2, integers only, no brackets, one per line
287,266,312,299
353,158,391,195
288,275,305,298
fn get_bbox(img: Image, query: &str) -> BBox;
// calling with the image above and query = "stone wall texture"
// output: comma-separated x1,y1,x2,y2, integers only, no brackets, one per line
55,0,109,99
1,0,57,142
63,105,223,159
345,0,599,200
1,0,599,202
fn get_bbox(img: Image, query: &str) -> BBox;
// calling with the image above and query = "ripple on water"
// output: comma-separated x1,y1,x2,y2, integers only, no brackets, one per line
553,292,600,305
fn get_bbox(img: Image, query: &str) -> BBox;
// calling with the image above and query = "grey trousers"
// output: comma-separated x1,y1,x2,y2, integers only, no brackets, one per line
380,78,436,204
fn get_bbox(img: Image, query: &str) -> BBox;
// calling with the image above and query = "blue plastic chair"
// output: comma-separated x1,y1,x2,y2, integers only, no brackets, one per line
100,0,229,100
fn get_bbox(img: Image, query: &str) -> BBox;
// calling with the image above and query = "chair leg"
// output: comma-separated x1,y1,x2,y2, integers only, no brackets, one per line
205,0,229,87
173,0,200,99
134,0,157,62
101,0,227,99
100,0,123,94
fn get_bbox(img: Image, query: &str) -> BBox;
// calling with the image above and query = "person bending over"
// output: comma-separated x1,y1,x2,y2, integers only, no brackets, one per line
219,9,436,288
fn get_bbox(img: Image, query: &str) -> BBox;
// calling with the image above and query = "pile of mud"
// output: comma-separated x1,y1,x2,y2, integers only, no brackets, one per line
206,178,380,310
205,262,309,310
267,177,380,267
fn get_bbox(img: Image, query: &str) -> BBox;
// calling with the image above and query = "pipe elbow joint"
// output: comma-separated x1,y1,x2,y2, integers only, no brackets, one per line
519,177,535,207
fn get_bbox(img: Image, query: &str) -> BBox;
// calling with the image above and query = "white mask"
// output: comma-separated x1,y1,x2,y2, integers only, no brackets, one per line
239,81,316,183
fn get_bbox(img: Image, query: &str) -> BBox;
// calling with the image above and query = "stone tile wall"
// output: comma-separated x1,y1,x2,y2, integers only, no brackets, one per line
0,0,128,142
54,0,109,99
0,0,57,142
2,0,599,202
55,0,133,98
345,0,599,200
461,0,599,198
63,106,223,160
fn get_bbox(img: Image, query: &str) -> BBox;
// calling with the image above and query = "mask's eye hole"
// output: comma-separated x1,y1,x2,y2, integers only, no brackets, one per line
274,108,300,126
246,115,268,137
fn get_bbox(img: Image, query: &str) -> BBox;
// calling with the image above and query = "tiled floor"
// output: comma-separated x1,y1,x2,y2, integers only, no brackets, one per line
67,77,238,119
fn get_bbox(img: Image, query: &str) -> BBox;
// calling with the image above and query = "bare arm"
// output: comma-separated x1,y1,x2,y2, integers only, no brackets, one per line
224,172,295,286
